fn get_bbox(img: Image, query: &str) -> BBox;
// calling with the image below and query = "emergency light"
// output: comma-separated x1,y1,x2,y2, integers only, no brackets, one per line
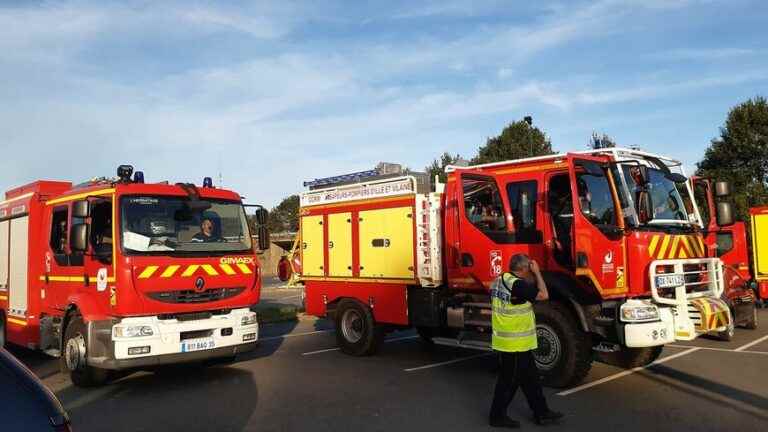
117,165,134,182
203,177,213,188
134,171,145,183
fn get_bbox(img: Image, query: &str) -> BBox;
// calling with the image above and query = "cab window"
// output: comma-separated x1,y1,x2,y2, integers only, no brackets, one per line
49,206,69,265
506,180,539,243
694,182,711,228
463,176,506,233
90,199,113,263
576,161,618,230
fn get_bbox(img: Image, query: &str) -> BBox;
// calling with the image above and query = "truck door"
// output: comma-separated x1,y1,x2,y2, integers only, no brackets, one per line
45,204,85,310
454,172,510,289
83,198,115,301
568,157,627,295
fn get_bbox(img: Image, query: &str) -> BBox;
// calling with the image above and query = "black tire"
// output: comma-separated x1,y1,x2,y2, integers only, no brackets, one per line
334,299,384,356
61,314,109,387
744,303,759,330
601,346,663,369
533,302,593,388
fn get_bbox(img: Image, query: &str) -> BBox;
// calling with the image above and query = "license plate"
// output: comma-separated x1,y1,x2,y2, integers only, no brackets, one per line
655,274,685,288
181,338,215,353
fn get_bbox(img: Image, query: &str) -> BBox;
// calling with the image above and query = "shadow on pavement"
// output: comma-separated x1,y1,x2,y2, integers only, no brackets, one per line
643,364,768,421
58,365,258,432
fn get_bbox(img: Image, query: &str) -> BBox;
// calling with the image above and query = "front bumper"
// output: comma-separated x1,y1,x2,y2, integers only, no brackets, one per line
87,308,259,370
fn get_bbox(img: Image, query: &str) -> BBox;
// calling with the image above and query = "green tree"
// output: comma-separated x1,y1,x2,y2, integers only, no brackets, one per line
266,194,300,233
473,119,553,164
697,96,768,221
426,152,462,188
591,132,616,149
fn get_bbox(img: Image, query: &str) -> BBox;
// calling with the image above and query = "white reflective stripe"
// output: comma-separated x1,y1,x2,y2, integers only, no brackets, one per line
492,305,533,316
493,329,536,338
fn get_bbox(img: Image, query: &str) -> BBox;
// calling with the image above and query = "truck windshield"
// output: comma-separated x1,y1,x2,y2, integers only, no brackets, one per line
120,196,252,254
620,165,694,226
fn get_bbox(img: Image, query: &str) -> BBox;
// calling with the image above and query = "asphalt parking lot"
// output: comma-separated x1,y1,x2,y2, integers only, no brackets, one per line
10,306,768,432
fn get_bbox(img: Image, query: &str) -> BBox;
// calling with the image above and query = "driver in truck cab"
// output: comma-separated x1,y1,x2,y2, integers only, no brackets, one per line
192,217,220,242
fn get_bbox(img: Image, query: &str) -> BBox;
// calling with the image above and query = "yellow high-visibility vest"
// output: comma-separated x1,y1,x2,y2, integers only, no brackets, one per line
491,273,537,352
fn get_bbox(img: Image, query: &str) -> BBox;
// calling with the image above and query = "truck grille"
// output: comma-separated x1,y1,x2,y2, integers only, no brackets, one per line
650,258,724,306
147,287,245,304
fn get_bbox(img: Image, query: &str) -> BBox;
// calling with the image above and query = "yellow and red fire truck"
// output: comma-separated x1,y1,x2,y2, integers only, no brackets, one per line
0,165,269,386
298,148,731,387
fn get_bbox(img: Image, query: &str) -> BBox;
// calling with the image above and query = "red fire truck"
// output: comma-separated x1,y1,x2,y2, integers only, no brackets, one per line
0,166,269,387
691,178,759,339
299,148,731,387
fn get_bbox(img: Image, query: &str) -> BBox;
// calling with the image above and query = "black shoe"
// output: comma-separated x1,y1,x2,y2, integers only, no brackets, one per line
489,416,521,428
534,410,564,425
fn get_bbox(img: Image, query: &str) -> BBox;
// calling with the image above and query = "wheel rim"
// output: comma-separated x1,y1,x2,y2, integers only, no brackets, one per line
65,333,87,371
534,324,562,371
341,309,364,344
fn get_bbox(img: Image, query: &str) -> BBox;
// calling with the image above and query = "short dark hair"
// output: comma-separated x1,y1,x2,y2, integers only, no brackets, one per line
509,254,530,272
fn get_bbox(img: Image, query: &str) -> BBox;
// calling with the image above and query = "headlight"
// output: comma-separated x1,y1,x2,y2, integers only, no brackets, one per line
241,313,258,326
620,303,660,322
113,325,154,338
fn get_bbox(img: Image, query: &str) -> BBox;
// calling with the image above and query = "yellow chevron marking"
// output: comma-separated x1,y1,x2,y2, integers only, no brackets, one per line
219,263,237,275
680,236,693,257
698,237,706,256
668,236,681,259
201,264,219,276
648,235,660,257
657,235,671,259
679,248,688,259
181,265,200,277
683,236,697,256
236,263,253,274
7,317,27,326
160,265,181,278
138,266,159,279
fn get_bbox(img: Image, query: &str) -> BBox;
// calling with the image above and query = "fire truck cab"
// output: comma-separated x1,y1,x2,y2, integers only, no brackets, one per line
0,166,268,387
300,148,732,387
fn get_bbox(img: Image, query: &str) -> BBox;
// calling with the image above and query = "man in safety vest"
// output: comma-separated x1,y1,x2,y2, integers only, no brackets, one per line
489,254,563,428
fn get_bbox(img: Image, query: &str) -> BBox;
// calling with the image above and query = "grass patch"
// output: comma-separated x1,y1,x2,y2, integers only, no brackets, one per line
254,303,300,323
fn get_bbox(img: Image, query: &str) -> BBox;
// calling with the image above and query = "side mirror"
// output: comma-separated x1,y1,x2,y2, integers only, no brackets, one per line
716,202,734,227
637,191,653,224
715,181,731,197
70,224,89,252
257,226,270,251
256,208,268,226
72,200,90,218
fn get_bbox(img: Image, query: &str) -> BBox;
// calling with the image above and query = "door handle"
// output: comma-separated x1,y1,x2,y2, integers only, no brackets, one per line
461,253,474,267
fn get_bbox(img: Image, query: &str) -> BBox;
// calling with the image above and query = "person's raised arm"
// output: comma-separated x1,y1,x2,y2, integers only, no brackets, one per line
530,260,549,301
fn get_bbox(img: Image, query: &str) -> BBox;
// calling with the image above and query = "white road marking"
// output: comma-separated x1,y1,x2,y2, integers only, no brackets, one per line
260,329,333,342
667,344,768,355
557,347,700,397
302,335,419,356
734,334,768,352
404,353,493,372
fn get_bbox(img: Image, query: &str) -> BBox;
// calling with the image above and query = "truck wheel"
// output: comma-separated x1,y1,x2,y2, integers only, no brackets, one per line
533,302,593,388
744,303,759,330
606,346,663,369
335,299,384,356
416,326,435,345
61,314,109,387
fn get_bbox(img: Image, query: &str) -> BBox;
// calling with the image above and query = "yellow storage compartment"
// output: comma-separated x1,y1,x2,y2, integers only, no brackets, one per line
328,212,353,277
359,206,415,279
301,215,325,277
753,213,768,278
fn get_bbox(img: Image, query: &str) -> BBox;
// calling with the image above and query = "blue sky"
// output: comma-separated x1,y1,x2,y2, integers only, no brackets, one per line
1,0,766,206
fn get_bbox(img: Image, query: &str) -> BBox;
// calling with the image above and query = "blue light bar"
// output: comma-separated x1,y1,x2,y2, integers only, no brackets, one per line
303,169,380,188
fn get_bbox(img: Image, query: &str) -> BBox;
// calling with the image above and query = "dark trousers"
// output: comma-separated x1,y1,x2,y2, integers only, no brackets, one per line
489,350,548,420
